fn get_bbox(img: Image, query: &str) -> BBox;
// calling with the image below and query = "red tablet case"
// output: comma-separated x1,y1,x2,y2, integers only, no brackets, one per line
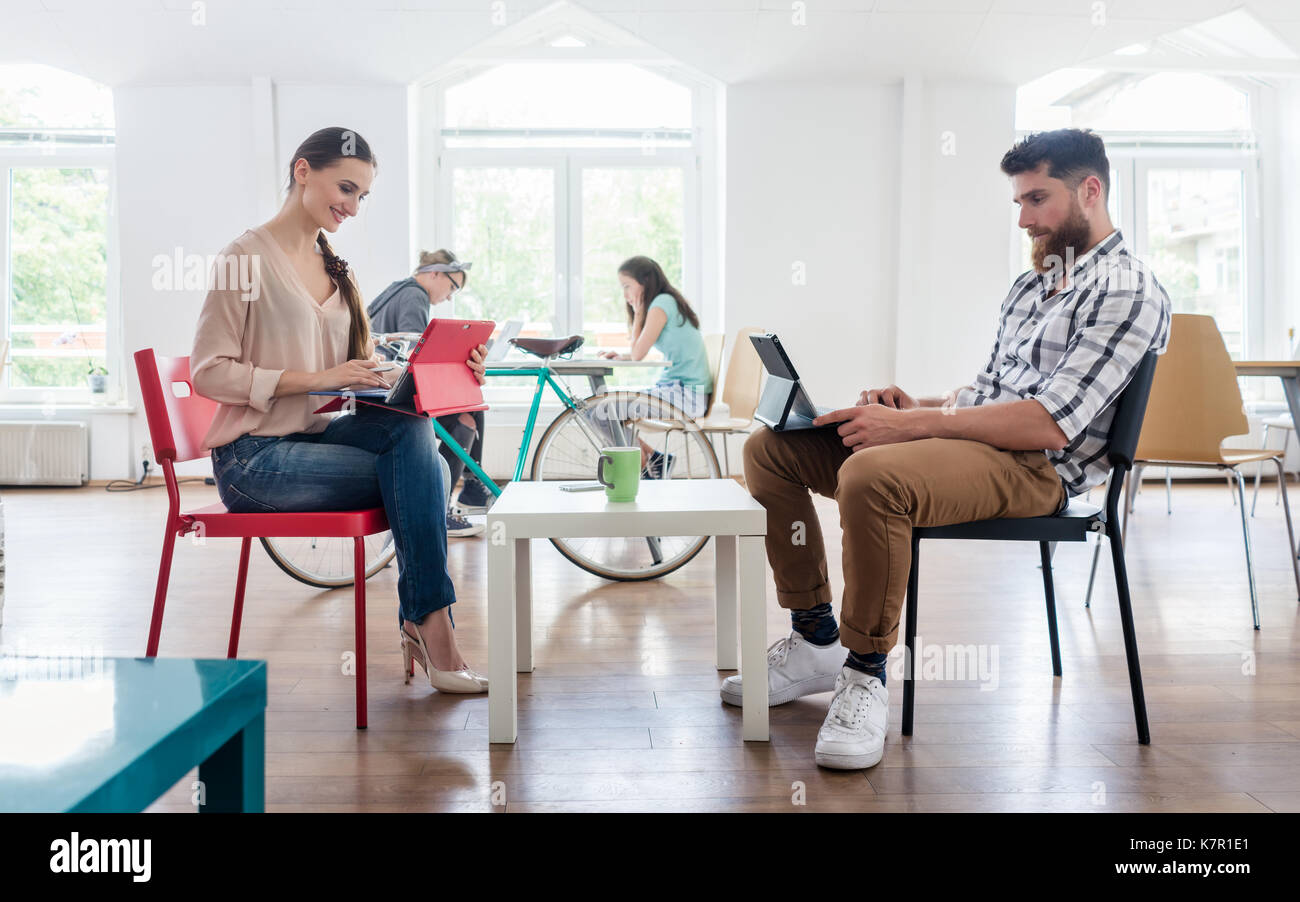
312,318,495,418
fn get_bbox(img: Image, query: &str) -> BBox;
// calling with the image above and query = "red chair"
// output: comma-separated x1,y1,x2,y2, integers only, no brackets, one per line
135,348,389,728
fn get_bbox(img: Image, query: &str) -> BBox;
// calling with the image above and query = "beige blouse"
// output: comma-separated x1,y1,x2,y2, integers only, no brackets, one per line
190,225,356,453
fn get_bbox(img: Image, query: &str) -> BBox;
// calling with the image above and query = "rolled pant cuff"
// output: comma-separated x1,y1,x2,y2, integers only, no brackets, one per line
775,583,833,611
838,620,897,655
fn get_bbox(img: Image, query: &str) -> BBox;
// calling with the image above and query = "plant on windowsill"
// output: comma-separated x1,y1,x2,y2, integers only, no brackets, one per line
87,364,108,394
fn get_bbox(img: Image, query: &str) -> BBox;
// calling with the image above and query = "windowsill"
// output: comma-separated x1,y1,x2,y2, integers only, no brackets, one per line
0,401,135,414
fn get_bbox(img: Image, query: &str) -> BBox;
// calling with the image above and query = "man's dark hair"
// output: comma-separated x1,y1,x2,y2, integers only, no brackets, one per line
1001,128,1110,201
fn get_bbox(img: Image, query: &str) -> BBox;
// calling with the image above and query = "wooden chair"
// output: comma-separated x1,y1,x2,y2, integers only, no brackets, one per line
1084,314,1300,629
702,332,725,415
698,326,765,475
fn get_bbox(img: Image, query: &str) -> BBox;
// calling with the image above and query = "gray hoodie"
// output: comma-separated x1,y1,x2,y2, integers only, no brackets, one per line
367,277,431,338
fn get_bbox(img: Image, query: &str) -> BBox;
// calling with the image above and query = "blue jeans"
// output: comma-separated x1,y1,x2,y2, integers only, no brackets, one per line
210,405,457,626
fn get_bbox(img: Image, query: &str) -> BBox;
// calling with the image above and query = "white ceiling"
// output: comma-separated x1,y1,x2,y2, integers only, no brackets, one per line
0,0,1296,88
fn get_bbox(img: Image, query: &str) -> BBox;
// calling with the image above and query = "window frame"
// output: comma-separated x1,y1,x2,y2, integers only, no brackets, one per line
1121,147,1261,359
0,143,119,404
418,58,717,407
437,147,698,334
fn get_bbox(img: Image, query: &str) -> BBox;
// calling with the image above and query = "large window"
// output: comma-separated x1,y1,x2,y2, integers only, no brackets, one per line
429,60,703,395
1142,166,1249,354
0,64,115,403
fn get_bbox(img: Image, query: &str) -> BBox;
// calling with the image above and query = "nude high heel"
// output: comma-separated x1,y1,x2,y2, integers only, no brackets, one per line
400,623,488,693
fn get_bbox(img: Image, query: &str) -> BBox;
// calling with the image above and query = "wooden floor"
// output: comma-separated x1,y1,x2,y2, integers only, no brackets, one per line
3,477,1299,813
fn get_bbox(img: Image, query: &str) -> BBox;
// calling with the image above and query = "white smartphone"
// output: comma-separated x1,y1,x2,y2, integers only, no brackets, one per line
559,482,605,492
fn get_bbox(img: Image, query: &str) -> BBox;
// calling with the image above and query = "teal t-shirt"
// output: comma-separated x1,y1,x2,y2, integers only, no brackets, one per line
648,293,712,393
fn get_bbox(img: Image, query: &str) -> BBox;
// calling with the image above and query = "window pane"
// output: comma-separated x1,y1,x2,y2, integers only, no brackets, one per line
448,167,556,389
7,167,110,389
581,167,684,387
1146,168,1245,355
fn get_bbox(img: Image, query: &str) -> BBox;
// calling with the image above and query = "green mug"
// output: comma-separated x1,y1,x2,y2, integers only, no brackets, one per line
597,446,641,502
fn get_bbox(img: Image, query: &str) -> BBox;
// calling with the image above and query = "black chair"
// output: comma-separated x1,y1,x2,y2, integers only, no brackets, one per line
902,350,1159,745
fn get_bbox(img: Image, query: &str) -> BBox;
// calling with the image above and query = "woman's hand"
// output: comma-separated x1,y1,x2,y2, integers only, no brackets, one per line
318,358,392,391
598,350,626,360
467,343,488,385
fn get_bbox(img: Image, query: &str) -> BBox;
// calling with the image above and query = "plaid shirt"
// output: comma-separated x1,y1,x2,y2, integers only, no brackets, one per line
954,230,1171,497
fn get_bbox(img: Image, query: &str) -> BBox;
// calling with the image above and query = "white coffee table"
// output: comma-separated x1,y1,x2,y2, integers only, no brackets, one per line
486,478,770,743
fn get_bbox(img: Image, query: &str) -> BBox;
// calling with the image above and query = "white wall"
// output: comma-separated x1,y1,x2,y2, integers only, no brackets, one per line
893,77,1018,398
115,83,259,478
725,79,901,409
112,80,411,480
724,76,1017,415
273,84,412,303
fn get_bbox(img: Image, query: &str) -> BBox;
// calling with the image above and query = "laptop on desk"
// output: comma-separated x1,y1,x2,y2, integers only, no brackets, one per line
484,320,523,363
750,332,838,432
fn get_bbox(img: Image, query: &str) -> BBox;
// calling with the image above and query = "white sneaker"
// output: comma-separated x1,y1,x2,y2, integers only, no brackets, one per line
814,667,889,770
719,631,843,707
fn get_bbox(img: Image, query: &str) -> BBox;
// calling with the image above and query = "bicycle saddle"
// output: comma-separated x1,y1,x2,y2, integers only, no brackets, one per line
510,335,585,358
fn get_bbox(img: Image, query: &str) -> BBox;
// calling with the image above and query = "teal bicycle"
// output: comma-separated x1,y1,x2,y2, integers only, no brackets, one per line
261,335,722,584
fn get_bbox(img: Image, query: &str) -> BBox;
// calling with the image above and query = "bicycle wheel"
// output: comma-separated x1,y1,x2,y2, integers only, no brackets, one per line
260,532,396,589
530,390,722,581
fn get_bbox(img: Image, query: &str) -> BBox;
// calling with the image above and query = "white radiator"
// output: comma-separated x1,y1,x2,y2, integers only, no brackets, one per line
0,421,88,486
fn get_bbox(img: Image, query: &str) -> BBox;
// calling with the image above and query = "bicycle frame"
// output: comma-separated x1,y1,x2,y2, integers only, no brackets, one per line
431,365,588,498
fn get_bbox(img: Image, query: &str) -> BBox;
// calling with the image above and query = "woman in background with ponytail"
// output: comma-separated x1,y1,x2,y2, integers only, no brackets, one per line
191,126,487,696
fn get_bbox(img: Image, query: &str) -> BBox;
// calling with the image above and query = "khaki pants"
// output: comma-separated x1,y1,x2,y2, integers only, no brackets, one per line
743,427,1067,654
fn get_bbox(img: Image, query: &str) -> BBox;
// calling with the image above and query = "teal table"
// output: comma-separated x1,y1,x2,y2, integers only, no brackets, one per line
0,657,266,812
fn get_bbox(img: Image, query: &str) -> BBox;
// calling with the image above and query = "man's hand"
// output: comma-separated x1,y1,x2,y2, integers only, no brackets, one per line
856,384,917,409
467,343,488,385
813,404,917,452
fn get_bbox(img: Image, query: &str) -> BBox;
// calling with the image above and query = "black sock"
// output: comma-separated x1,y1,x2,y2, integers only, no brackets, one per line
844,649,888,685
791,602,839,646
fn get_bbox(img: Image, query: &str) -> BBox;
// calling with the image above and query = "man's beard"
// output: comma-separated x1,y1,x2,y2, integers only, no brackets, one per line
1031,201,1092,276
